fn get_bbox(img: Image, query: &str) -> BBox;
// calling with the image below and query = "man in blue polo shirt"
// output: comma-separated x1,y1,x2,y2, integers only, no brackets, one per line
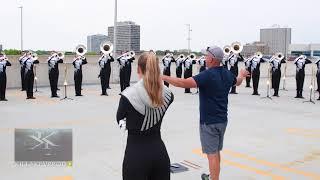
162,46,248,180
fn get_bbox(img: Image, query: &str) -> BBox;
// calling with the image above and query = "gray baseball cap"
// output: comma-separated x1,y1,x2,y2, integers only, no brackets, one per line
201,46,224,61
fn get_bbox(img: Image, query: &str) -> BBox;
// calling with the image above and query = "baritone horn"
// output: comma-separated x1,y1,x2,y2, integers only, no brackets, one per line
31,52,38,60
255,51,263,59
75,44,87,57
178,54,185,59
188,53,196,60
275,52,284,60
57,52,65,59
127,51,135,58
223,45,231,55
100,41,113,55
231,42,243,54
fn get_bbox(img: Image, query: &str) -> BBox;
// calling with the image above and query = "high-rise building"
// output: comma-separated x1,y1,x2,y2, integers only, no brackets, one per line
260,26,291,55
0,44,3,51
242,42,269,57
108,21,140,53
87,34,108,53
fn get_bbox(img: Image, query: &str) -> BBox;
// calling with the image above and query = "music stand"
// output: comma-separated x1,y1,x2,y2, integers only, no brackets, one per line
281,63,288,91
34,65,42,93
262,65,272,100
61,63,73,101
303,67,316,104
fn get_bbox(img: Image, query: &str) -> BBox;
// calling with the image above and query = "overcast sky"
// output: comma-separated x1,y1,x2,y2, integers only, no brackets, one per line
0,0,319,51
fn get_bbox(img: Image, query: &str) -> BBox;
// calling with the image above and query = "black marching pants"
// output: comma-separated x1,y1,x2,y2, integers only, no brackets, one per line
317,73,320,99
74,71,83,96
49,70,59,96
20,67,26,90
123,135,170,180
120,68,126,92
25,71,35,98
163,68,170,87
246,67,251,87
230,66,238,93
126,65,132,88
106,65,111,88
100,70,107,95
184,68,192,93
272,70,281,96
176,67,182,78
296,70,305,96
0,73,7,100
252,70,260,94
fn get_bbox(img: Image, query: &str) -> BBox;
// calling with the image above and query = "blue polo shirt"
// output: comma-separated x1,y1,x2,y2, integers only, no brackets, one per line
193,66,236,125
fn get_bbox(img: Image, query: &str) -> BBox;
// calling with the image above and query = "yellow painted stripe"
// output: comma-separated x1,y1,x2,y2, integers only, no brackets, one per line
46,176,73,180
192,149,286,180
223,149,320,180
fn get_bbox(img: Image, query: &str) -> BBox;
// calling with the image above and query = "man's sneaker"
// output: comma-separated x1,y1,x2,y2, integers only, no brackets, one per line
201,173,210,180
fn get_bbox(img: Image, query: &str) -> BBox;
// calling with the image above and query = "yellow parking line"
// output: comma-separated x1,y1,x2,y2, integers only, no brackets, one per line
223,149,320,180
46,176,73,180
192,149,286,180
286,128,320,138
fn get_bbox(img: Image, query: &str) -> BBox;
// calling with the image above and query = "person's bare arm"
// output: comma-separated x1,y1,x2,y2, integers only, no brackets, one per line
162,76,197,88
235,69,250,86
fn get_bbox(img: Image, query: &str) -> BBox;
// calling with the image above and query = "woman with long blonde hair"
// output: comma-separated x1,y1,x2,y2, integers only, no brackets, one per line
117,52,174,180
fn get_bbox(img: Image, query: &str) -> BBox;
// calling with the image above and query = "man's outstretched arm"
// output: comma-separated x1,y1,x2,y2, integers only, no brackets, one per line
162,76,197,88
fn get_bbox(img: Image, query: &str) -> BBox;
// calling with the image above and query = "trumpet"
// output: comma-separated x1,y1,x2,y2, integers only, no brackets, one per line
75,44,87,57
223,45,231,56
231,42,243,54
100,41,113,55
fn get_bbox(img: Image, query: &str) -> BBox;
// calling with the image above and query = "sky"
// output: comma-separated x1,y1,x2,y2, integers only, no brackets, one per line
0,0,319,52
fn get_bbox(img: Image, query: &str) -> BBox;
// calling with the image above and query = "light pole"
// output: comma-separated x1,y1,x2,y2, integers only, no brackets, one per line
113,0,117,57
186,24,192,54
112,0,119,82
18,5,23,51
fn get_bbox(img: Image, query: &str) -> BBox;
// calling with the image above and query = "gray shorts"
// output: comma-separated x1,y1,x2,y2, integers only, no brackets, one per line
200,122,227,154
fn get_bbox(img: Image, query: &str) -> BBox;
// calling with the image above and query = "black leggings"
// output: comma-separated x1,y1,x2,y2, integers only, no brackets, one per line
123,135,170,180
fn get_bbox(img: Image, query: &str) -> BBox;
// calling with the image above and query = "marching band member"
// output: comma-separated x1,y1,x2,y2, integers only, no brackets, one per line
125,52,135,88
175,54,184,78
98,52,114,95
228,51,244,94
118,53,128,92
48,52,63,98
222,55,229,69
244,56,252,88
0,53,11,101
269,55,286,97
250,53,267,95
315,58,320,100
117,52,174,180
294,55,312,98
18,51,28,91
162,53,175,87
72,55,87,96
24,52,39,99
183,54,196,93
198,56,206,72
